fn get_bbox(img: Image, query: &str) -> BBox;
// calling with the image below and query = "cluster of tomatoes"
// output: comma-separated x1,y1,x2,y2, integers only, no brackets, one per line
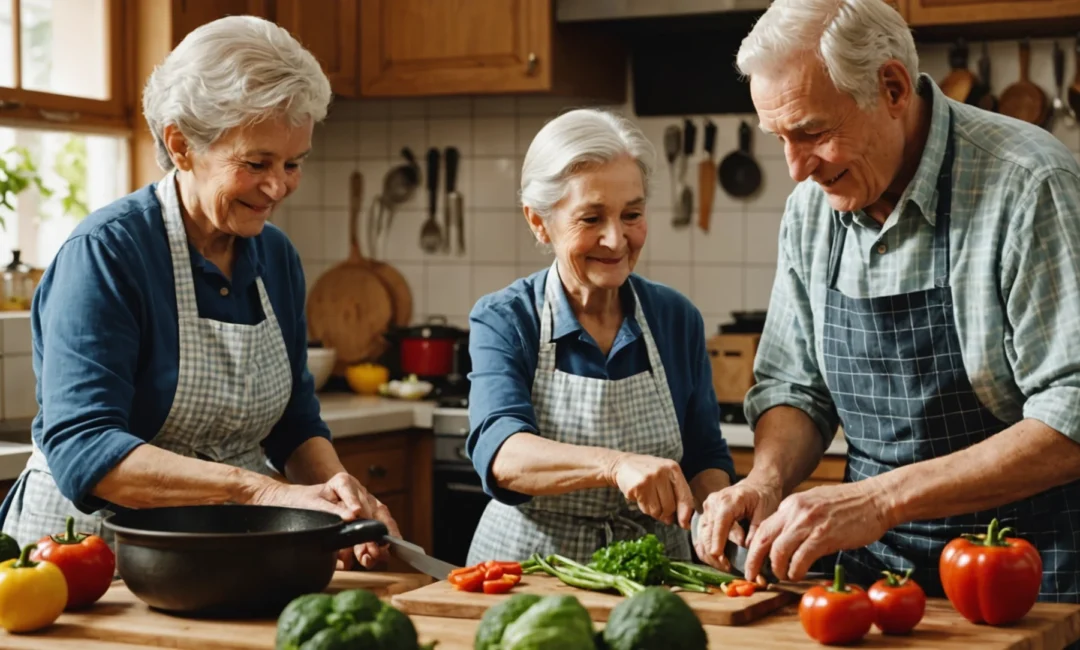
799,519,1043,645
448,560,523,594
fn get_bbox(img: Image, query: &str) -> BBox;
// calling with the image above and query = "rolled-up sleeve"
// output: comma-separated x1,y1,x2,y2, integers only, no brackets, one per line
466,299,539,505
745,203,839,449
35,235,147,513
1005,169,1080,443
261,245,331,472
679,308,736,484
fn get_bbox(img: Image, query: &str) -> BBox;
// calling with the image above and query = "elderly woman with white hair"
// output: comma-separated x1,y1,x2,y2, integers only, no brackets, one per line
464,109,736,565
698,0,1080,610
0,15,399,569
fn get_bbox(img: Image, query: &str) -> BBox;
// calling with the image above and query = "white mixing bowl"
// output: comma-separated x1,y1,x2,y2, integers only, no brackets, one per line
306,348,336,391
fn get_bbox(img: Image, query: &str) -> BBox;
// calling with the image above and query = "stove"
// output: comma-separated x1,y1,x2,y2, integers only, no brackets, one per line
433,395,469,436
430,393,487,566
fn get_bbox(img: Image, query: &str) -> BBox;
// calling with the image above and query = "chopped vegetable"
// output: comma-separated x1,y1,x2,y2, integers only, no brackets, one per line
0,543,68,633
940,518,1042,625
522,553,646,597
474,593,595,650
798,565,874,645
448,560,523,594
0,533,18,563
275,589,434,650
602,587,708,650
32,515,116,610
868,569,925,634
720,579,757,597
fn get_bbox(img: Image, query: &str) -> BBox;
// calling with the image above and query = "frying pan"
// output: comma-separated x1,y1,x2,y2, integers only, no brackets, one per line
999,39,1049,125
939,39,976,104
718,121,762,198
103,505,388,618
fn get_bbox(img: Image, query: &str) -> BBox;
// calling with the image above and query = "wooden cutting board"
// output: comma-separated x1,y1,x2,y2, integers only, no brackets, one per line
390,574,795,626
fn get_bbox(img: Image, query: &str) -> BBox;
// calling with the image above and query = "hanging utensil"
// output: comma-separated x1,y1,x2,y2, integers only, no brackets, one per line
999,39,1049,126
718,121,762,199
939,38,976,104
698,119,717,232
1054,41,1077,127
445,146,465,256
974,42,997,112
351,171,413,328
663,124,681,211
420,148,442,253
370,148,420,260
673,118,696,228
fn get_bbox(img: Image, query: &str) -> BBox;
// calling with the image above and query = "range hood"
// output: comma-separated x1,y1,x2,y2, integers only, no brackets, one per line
556,0,773,22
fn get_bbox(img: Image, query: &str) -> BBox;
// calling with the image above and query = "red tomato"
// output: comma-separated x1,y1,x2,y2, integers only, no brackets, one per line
868,569,926,634
482,576,517,594
799,565,874,645
31,516,115,610
939,518,1042,625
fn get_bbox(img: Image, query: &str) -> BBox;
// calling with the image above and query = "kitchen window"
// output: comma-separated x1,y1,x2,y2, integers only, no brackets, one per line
0,0,129,269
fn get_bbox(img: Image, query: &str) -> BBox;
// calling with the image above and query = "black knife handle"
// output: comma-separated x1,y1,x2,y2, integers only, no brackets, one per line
704,120,717,156
683,118,697,156
426,148,440,216
445,147,459,194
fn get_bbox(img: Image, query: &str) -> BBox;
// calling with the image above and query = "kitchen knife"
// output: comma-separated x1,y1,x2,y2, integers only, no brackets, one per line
381,535,460,580
698,119,717,232
690,511,777,583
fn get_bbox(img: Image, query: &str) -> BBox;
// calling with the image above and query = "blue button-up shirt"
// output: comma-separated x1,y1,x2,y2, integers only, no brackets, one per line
747,75,1080,450
30,183,329,513
467,268,736,504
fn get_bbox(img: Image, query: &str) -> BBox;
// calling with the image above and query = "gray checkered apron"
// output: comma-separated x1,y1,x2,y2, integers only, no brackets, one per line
0,169,293,547
467,261,691,565
821,108,1080,609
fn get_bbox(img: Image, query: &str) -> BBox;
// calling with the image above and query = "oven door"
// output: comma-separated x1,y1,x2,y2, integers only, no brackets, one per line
432,438,491,566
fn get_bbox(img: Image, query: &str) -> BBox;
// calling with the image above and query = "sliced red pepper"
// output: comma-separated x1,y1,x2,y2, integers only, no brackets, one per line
449,566,479,578
449,569,485,592
735,582,757,597
503,573,521,585
495,561,522,575
483,576,517,594
484,566,504,580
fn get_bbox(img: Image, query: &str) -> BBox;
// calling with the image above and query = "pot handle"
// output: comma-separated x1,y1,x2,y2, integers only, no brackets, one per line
328,519,388,550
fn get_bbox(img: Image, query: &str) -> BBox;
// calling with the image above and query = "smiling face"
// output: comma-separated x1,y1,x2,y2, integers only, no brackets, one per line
527,155,647,292
751,57,910,214
168,114,312,237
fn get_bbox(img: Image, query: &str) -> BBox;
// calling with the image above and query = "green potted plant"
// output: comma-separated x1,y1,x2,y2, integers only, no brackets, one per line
0,146,52,231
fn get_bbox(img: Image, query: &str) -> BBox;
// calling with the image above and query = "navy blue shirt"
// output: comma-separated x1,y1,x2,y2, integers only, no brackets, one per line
466,268,736,504
30,183,329,514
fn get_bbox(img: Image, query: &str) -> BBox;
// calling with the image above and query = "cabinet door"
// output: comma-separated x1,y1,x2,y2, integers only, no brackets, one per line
360,0,551,97
171,0,270,47
276,0,360,97
905,0,1080,26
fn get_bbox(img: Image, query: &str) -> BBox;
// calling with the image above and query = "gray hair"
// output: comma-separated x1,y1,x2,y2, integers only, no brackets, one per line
520,109,655,220
736,0,919,110
142,15,332,171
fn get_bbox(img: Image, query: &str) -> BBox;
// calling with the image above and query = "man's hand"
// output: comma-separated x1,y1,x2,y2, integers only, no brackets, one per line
744,481,895,581
693,477,782,570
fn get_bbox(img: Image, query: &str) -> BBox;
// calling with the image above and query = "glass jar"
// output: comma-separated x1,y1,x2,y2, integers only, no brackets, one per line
2,250,34,311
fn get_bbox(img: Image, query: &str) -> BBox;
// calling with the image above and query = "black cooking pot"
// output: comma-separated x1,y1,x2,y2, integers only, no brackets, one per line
103,505,387,618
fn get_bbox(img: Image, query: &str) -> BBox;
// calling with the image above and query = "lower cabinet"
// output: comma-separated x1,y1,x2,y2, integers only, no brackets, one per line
334,429,433,575
729,449,846,492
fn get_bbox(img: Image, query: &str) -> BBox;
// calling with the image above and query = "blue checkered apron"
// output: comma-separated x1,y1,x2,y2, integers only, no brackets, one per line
467,261,691,565
0,169,293,547
821,109,1080,609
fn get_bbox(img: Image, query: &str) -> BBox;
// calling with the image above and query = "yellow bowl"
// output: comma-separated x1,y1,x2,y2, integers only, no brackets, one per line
345,363,390,395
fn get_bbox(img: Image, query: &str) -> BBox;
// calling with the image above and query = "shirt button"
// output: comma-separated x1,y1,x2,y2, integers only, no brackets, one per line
876,243,888,254
220,287,229,297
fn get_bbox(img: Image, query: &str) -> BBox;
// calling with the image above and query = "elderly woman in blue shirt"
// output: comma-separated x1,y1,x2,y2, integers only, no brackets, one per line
465,109,736,565
0,16,398,569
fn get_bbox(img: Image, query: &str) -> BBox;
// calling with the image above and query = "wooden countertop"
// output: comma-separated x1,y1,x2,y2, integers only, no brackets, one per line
3,572,1078,649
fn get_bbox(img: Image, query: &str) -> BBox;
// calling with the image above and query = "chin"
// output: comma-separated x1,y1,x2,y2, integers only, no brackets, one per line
824,192,865,214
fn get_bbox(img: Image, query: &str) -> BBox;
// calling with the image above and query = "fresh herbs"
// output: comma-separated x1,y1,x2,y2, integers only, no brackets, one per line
521,535,738,597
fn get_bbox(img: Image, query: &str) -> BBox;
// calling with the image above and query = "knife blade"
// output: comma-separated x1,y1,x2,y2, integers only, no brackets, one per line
381,535,460,580
690,511,778,583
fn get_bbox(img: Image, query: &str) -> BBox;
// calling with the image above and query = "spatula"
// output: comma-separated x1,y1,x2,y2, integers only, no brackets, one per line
698,119,717,232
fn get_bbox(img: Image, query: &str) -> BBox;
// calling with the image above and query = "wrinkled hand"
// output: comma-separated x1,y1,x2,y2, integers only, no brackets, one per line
693,478,781,572
608,452,695,529
744,482,894,582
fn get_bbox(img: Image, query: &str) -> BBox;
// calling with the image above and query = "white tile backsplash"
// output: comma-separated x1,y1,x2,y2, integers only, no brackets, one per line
472,117,516,157
472,211,520,264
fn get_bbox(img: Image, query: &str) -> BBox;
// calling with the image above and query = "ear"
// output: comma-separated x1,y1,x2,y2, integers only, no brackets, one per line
524,206,550,244
163,124,193,171
879,60,914,118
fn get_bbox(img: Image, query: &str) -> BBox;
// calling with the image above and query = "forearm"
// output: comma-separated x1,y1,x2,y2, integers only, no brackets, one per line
93,445,272,508
689,469,732,508
747,406,827,495
490,432,620,496
874,418,1080,526
283,436,347,485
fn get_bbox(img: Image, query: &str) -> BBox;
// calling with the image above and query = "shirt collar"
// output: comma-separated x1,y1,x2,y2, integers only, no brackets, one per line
187,235,261,289
837,73,952,228
548,266,642,342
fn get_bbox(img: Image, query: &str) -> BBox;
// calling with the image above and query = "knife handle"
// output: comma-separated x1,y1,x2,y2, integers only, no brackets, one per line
331,519,388,550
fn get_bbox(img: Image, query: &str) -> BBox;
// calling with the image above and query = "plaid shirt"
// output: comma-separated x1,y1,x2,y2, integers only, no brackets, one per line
746,75,1080,450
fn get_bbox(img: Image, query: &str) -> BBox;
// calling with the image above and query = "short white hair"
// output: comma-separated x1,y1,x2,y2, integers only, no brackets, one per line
142,15,332,171
736,0,919,110
520,108,655,220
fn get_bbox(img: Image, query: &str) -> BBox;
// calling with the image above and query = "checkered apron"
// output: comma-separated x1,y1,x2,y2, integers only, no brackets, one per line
467,262,690,565
821,109,1080,607
0,169,293,547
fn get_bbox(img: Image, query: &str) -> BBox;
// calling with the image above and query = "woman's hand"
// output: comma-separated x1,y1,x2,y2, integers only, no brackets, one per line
607,452,695,529
693,477,782,572
251,472,402,569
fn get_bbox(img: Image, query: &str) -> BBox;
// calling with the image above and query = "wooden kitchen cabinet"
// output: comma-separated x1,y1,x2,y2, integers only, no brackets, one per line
730,449,846,493
359,0,626,101
904,0,1080,28
276,0,360,97
169,0,271,46
334,429,433,573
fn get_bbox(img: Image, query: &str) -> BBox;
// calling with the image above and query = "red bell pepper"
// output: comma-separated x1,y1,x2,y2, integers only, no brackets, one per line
799,564,874,645
940,518,1042,625
31,516,115,610
868,569,926,634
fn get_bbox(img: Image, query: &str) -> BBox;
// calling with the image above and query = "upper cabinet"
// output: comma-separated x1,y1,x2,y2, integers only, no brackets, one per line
358,0,625,101
171,0,271,46
904,0,1080,28
276,0,359,97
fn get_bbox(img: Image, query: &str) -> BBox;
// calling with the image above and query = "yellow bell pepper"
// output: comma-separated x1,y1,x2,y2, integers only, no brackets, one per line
0,543,69,633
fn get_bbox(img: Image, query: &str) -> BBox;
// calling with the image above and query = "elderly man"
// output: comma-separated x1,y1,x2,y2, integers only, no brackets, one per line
695,0,1080,608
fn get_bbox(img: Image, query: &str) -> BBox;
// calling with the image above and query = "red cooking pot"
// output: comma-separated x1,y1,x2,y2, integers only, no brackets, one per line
390,316,467,377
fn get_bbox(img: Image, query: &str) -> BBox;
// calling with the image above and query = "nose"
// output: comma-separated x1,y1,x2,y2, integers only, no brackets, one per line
599,218,623,249
261,169,289,202
785,141,819,183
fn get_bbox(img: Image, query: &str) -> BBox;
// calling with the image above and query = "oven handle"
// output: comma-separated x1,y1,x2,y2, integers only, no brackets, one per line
446,481,487,495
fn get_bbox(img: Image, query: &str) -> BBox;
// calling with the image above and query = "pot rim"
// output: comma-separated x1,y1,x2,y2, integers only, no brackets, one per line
103,505,344,541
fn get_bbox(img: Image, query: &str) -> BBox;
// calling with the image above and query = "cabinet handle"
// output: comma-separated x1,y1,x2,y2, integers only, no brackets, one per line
368,465,387,478
526,52,538,75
